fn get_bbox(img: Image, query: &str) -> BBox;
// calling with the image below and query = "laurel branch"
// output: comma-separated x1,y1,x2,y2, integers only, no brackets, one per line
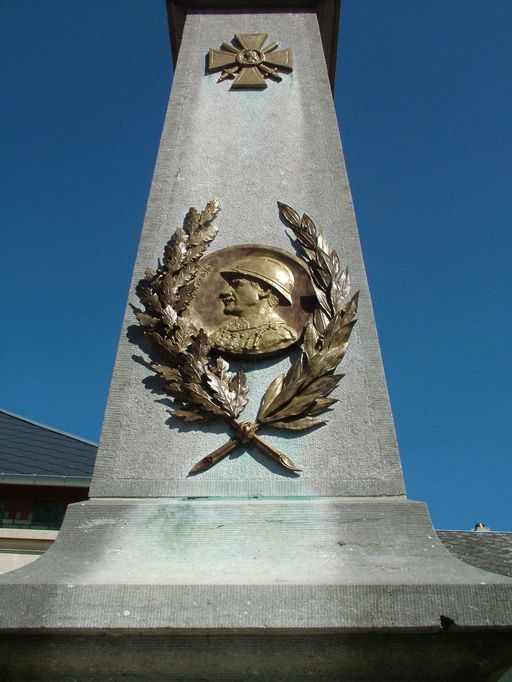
134,199,358,474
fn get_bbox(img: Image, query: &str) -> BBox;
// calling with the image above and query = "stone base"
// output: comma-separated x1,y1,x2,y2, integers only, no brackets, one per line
2,632,512,681
0,498,511,680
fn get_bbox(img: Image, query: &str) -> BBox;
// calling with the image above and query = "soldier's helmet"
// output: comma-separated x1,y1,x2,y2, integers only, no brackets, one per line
221,256,294,305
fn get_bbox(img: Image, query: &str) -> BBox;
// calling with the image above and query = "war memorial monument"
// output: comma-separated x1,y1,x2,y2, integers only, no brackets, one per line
1,1,511,679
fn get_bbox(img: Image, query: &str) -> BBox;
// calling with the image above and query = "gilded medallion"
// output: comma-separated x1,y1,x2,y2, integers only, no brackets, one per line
188,246,315,357
135,200,358,475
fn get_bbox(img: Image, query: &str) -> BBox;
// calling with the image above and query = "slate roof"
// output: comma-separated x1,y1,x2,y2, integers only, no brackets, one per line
437,530,512,578
0,409,97,480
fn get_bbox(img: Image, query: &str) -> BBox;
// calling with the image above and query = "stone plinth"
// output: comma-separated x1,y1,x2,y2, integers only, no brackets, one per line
1,497,511,679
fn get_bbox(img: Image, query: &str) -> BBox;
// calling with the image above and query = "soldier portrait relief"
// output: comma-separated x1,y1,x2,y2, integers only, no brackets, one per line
211,256,298,354
188,244,315,358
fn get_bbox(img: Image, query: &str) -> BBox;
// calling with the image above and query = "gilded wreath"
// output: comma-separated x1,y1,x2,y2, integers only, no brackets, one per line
135,199,358,475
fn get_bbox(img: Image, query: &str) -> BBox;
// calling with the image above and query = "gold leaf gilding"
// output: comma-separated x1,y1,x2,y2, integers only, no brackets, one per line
207,34,292,90
135,200,358,475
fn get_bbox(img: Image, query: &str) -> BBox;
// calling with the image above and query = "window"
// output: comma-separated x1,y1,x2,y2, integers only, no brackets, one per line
32,500,65,529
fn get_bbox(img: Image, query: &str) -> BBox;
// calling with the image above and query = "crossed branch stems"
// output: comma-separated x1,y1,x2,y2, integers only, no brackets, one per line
189,419,301,475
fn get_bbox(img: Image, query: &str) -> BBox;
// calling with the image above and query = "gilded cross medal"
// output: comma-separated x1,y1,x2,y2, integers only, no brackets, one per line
208,33,292,88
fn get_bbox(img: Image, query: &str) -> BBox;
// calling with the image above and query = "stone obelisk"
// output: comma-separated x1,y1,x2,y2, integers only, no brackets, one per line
1,2,511,679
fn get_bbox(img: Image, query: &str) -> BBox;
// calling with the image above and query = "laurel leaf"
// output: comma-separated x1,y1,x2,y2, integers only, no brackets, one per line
175,279,199,313
293,230,317,252
319,250,339,282
188,328,210,364
322,312,342,348
264,374,341,419
300,373,344,398
184,207,200,235
256,373,285,421
313,307,329,335
269,417,326,431
137,286,163,315
146,331,177,361
303,322,319,360
316,231,329,256
330,250,341,276
153,364,182,382
307,397,338,415
329,281,344,313
162,304,178,329
163,381,186,399
340,291,359,325
263,393,318,422
135,311,157,327
283,353,304,386
228,370,249,418
312,283,332,316
172,317,198,353
298,244,318,261
301,214,317,237
205,368,237,415
323,321,356,355
168,242,187,274
258,372,308,420
188,224,219,249
310,262,332,292
303,346,348,384
210,356,231,382
277,201,301,227
339,266,351,299
199,197,221,225
184,384,224,415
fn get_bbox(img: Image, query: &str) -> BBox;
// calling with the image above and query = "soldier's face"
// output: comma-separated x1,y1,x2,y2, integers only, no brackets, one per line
219,277,262,316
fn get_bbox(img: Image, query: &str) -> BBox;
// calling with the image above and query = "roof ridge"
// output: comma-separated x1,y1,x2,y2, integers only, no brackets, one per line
0,408,98,447
437,529,512,535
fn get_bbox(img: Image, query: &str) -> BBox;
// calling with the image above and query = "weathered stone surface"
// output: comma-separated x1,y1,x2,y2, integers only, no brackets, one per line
2,632,512,681
90,10,402,498
1,498,512,678
0,498,510,631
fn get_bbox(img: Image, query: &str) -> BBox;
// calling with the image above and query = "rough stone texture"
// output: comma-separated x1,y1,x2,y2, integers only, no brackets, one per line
1,498,512,678
89,11,402,498
0,498,511,630
2,632,512,681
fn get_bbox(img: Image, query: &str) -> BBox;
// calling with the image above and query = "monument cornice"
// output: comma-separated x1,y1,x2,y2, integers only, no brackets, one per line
166,0,341,90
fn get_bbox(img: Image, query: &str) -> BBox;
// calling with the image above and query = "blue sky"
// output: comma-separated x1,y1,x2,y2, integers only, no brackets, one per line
1,1,511,530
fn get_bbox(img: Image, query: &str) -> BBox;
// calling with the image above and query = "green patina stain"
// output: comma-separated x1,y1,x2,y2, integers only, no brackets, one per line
143,505,198,553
